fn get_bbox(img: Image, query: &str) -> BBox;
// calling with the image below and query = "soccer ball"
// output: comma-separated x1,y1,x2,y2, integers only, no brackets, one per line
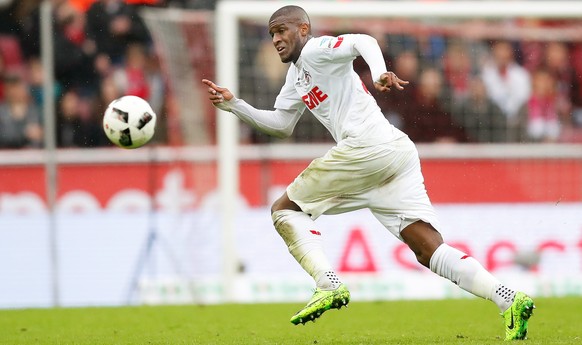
103,95,157,149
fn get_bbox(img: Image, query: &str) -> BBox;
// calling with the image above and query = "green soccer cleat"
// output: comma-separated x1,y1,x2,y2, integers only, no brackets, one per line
290,284,350,325
502,291,535,340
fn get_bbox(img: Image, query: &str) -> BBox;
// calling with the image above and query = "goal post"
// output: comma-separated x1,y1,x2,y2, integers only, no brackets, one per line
214,5,240,303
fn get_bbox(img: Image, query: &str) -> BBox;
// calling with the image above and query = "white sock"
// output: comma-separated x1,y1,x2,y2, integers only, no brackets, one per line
429,243,515,312
272,210,341,290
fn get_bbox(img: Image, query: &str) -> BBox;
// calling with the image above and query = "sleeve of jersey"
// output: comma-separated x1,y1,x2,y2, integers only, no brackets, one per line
351,34,388,84
324,34,387,84
225,98,303,139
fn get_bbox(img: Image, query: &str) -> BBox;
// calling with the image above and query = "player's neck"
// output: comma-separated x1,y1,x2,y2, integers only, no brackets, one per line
292,35,313,64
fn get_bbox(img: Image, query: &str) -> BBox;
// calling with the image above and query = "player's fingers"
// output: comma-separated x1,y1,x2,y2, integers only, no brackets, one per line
209,92,224,100
393,77,408,90
211,94,224,103
374,82,390,92
202,79,225,93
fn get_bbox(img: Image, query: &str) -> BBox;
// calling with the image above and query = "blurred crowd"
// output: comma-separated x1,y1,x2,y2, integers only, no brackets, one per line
1,0,582,148
0,0,218,149
362,36,582,144
0,0,162,148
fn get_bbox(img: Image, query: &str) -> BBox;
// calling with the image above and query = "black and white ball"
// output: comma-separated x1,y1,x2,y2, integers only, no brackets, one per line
103,95,156,149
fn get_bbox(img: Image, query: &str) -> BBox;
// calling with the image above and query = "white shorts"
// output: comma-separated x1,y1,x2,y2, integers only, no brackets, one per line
286,136,440,240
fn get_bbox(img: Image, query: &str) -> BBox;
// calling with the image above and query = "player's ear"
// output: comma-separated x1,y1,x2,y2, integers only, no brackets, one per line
299,22,310,36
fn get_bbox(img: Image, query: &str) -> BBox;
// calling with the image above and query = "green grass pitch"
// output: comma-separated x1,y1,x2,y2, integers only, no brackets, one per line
1,297,580,344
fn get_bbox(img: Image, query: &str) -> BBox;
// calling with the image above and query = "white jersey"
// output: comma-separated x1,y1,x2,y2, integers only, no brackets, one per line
274,34,405,146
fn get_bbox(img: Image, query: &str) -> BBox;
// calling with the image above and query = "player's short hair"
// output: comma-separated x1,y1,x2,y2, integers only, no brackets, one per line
269,5,311,31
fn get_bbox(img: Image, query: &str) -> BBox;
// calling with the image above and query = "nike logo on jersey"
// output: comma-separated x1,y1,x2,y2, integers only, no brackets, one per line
302,86,328,110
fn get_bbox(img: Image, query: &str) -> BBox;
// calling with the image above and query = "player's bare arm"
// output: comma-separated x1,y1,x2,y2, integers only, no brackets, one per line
374,72,409,93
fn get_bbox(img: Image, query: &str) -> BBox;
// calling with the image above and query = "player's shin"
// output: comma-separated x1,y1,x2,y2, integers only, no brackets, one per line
429,243,515,312
272,210,341,290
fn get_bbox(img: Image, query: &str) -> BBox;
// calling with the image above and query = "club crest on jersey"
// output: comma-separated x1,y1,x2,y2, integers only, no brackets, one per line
295,68,312,89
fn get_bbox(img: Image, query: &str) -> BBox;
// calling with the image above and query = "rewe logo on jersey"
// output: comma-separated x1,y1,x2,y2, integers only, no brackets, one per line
301,86,328,110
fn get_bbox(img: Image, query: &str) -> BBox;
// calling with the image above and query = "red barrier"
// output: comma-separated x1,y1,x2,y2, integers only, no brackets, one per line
0,157,580,208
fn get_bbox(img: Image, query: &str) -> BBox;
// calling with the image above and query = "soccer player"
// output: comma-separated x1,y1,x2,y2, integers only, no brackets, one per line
202,5,534,340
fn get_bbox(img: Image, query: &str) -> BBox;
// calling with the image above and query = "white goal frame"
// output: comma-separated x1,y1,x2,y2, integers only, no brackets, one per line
214,0,582,301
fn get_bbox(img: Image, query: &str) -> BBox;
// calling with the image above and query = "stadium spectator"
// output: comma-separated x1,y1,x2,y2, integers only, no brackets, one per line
384,33,417,62
518,19,546,72
57,89,105,147
385,29,445,67
95,75,122,117
0,0,27,35
144,51,165,116
53,1,100,92
0,53,5,102
17,1,99,92
451,77,509,142
373,50,419,130
391,50,419,86
525,68,561,142
113,43,164,114
400,68,467,143
85,0,151,66
0,70,43,148
112,43,151,101
481,40,531,141
418,33,447,68
442,41,472,104
562,45,582,142
542,42,574,129
27,56,63,108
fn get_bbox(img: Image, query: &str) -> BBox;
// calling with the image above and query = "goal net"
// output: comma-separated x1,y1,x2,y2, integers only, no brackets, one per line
140,8,217,145
138,1,582,304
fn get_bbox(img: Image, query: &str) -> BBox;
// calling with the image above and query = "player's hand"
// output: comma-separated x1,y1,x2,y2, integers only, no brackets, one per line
202,79,234,107
374,72,409,93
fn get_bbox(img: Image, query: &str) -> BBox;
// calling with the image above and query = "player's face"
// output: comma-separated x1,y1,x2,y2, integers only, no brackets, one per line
268,17,306,63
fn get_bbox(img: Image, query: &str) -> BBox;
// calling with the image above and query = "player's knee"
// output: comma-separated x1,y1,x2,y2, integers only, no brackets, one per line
401,221,443,268
271,193,301,215
415,250,433,268
270,200,282,215
271,193,285,214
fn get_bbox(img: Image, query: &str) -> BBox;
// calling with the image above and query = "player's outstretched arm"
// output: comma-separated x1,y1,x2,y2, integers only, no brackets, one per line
201,79,302,138
374,72,409,93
